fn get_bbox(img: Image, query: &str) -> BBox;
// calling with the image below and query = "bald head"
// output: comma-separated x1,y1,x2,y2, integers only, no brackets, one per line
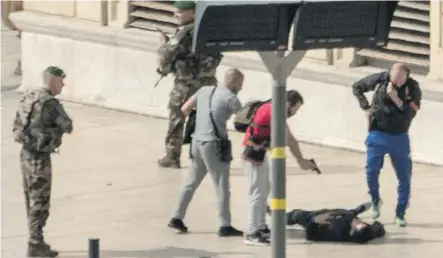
389,62,409,87
224,68,244,94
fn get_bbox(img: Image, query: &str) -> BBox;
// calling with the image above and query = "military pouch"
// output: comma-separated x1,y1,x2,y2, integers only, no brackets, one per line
28,128,62,153
217,139,233,163
243,145,267,163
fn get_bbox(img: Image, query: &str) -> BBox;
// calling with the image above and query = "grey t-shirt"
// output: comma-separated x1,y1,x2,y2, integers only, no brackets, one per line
191,86,242,142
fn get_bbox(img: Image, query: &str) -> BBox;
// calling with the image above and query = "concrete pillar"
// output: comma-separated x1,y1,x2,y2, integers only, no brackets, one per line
108,0,129,28
1,1,23,30
304,49,328,63
332,48,364,68
428,1,443,81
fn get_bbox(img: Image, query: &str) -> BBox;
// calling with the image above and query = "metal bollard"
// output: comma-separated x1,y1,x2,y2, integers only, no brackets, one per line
88,238,100,258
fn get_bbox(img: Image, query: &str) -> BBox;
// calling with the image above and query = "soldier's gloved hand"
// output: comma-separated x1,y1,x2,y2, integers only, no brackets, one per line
158,32,169,44
156,68,166,76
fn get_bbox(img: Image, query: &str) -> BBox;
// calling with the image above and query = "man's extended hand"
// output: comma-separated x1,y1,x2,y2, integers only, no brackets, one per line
387,82,404,108
364,108,372,119
298,158,316,171
387,82,398,99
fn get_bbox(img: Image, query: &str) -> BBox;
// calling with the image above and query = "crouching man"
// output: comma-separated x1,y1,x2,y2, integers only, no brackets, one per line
281,202,385,244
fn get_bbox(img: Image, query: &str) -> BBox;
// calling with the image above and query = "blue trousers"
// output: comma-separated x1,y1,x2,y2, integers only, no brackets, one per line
365,130,412,218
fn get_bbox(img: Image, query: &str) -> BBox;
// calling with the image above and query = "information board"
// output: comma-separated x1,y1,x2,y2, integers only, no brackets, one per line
192,1,297,54
291,1,397,50
192,1,398,53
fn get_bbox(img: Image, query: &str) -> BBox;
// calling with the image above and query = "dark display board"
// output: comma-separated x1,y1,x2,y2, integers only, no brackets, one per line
292,1,396,50
192,2,295,54
192,1,398,53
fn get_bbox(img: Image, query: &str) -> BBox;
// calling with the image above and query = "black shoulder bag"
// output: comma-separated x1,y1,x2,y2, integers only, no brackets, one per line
209,87,233,163
182,109,196,145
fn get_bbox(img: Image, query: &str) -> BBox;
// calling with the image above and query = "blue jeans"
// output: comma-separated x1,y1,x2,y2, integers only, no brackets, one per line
365,130,412,218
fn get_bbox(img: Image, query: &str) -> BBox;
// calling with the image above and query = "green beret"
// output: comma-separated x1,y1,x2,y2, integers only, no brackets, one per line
174,1,195,10
44,66,66,78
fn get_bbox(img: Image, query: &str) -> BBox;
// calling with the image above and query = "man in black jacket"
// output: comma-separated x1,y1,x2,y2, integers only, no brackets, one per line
284,202,385,244
352,63,422,227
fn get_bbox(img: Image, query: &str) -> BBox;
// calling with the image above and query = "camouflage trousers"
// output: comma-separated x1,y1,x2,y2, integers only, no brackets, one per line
20,148,52,245
165,77,217,159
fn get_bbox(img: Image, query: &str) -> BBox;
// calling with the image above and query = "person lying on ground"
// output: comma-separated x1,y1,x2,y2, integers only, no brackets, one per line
267,202,386,244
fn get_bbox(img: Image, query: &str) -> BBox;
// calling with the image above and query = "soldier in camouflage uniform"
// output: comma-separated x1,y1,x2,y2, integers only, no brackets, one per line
13,66,73,257
157,0,223,168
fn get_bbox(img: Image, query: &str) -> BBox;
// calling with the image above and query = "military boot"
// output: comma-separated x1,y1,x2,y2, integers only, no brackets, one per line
28,242,59,257
157,153,181,169
14,60,22,76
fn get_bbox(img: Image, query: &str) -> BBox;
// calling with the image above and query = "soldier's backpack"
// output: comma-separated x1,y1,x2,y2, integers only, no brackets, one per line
233,100,270,132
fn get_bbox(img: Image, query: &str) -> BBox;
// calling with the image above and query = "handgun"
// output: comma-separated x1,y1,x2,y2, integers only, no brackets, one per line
310,159,322,175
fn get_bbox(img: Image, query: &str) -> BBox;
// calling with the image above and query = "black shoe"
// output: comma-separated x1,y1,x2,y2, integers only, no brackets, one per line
244,232,270,246
28,242,59,257
218,226,243,237
168,218,188,233
258,228,271,238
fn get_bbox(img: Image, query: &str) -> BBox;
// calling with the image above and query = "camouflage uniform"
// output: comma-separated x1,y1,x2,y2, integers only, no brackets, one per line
12,67,73,257
157,3,222,168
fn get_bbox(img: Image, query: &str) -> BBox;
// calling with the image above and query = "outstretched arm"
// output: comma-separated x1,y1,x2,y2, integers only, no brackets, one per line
286,209,316,227
181,91,199,117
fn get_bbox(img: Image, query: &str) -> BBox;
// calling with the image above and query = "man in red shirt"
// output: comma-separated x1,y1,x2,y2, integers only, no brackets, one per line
242,90,316,245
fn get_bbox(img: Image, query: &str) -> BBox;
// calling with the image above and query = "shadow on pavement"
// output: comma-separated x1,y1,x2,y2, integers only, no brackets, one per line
383,222,443,229
228,164,362,177
371,237,443,245
406,223,443,229
60,246,253,258
286,228,305,239
286,228,442,246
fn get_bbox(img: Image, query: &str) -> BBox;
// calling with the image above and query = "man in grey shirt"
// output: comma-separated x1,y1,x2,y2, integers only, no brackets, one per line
168,68,244,237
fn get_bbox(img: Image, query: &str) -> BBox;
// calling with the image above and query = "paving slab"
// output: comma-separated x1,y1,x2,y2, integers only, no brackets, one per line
2,91,443,258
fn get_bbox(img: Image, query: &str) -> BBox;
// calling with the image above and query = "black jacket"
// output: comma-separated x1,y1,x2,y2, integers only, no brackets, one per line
352,72,422,134
305,209,355,242
305,209,385,243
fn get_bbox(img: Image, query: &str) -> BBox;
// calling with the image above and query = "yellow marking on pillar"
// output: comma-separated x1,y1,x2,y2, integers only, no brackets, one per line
270,147,286,159
270,198,286,210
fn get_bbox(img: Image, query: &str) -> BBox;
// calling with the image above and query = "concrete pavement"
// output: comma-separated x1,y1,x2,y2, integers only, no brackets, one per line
2,90,443,258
